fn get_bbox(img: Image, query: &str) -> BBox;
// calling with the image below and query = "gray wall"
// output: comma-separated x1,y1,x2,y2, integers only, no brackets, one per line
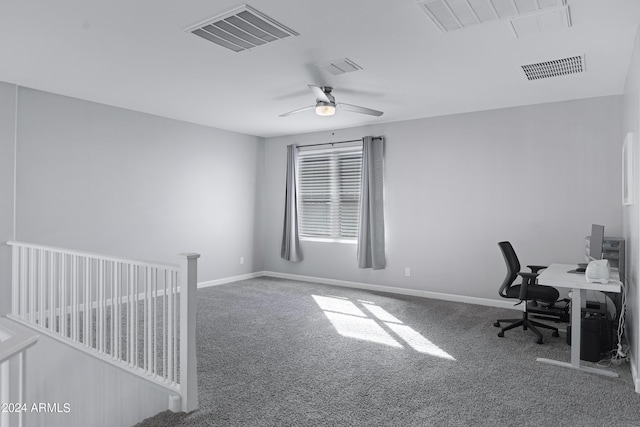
1,83,627,324
263,96,624,302
0,82,16,315
623,27,640,389
7,85,263,292
26,333,173,427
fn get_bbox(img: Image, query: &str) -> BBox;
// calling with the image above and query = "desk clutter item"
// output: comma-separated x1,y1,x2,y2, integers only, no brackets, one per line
586,236,624,282
527,299,569,323
585,259,610,283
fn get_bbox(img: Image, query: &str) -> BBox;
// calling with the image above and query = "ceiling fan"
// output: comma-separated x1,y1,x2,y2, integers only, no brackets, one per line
279,85,383,117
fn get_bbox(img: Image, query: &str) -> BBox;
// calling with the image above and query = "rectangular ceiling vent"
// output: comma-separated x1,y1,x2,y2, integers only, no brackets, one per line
510,5,571,37
184,4,299,52
520,55,585,81
317,58,363,76
417,0,565,32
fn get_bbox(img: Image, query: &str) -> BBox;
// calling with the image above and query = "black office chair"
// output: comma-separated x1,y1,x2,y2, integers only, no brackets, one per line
494,241,560,344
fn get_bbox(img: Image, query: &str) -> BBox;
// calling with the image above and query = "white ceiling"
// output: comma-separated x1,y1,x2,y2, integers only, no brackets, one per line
1,0,639,138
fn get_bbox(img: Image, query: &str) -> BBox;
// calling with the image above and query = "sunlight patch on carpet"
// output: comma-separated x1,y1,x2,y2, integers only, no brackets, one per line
361,302,402,323
313,295,456,360
312,295,366,317
322,311,403,348
385,323,456,360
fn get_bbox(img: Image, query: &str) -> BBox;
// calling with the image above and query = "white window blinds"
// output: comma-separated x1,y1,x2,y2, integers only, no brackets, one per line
297,144,363,240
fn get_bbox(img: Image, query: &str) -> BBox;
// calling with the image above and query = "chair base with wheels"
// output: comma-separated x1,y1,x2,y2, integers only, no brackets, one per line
494,311,559,345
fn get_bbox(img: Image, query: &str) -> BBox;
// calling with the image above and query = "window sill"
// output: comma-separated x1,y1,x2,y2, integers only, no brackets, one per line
300,237,357,245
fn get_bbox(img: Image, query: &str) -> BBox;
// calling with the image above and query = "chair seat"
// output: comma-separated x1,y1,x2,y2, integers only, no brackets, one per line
505,284,559,303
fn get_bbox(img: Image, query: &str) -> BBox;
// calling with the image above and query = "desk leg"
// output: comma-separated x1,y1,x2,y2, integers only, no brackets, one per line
570,288,583,367
536,287,619,378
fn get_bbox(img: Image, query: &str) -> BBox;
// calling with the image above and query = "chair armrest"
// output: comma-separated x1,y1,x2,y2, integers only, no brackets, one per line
526,265,547,273
517,272,538,300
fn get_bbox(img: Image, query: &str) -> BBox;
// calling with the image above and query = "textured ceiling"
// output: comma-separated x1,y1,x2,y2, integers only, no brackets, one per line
1,0,639,137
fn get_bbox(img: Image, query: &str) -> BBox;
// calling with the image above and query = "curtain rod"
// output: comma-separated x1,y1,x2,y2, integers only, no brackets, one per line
298,136,382,149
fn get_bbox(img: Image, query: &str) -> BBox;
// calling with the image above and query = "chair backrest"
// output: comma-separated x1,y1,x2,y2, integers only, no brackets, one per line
498,241,520,298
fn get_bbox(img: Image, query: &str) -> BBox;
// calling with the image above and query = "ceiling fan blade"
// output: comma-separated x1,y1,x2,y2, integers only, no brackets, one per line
308,85,332,103
337,103,384,117
279,105,315,117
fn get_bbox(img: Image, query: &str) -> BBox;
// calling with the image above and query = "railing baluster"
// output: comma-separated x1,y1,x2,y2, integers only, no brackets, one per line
167,269,173,384
113,262,122,359
128,264,134,367
134,266,139,368
49,252,55,332
111,262,115,358
62,254,68,338
103,260,108,353
145,266,150,372
173,270,178,385
96,260,104,352
83,257,89,347
38,249,45,328
90,258,95,349
163,270,168,381
28,248,35,323
19,247,27,319
71,255,77,342
152,268,156,376
18,351,26,427
0,359,8,427
153,268,158,376
103,260,107,352
11,245,19,317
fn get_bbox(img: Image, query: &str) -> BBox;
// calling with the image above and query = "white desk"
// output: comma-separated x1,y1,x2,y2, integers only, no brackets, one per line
535,264,621,377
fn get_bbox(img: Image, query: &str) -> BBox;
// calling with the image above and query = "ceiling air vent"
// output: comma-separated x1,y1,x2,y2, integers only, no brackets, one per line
317,58,363,76
184,4,298,52
510,5,571,37
417,0,565,32
520,55,585,81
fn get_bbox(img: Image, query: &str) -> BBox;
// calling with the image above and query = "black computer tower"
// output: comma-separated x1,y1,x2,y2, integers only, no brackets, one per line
566,302,614,362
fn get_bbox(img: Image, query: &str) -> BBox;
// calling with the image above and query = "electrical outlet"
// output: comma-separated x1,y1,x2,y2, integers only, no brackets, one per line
405,267,411,277
240,257,245,265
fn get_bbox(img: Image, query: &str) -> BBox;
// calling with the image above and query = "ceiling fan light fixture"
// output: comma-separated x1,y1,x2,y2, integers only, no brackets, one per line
315,102,336,116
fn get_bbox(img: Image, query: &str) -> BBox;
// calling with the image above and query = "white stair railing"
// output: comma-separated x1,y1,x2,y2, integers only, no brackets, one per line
0,317,39,427
7,241,199,412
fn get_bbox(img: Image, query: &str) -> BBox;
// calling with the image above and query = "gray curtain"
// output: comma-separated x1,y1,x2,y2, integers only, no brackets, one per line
281,144,303,262
357,136,386,269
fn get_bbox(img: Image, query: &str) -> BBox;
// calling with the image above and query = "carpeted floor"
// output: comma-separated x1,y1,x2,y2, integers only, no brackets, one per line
137,277,640,427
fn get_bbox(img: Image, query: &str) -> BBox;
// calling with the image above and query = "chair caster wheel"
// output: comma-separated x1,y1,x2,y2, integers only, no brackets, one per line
494,322,500,327
552,331,559,337
536,338,543,344
498,331,504,338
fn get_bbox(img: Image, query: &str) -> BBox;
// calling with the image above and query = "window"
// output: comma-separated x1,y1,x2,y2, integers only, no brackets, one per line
297,144,362,241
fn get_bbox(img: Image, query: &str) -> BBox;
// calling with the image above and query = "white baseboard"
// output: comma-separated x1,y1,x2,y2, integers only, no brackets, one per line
259,271,518,311
198,271,266,289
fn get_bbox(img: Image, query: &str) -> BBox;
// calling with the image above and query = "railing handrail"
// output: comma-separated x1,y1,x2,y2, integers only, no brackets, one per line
0,317,39,365
7,241,179,271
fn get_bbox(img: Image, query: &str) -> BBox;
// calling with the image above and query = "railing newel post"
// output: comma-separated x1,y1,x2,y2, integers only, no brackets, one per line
178,253,199,413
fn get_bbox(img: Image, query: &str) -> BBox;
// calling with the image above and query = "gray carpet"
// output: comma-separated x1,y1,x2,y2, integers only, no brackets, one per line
137,277,640,427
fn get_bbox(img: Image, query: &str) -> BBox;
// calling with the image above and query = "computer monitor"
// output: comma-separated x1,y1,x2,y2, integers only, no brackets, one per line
589,224,605,261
